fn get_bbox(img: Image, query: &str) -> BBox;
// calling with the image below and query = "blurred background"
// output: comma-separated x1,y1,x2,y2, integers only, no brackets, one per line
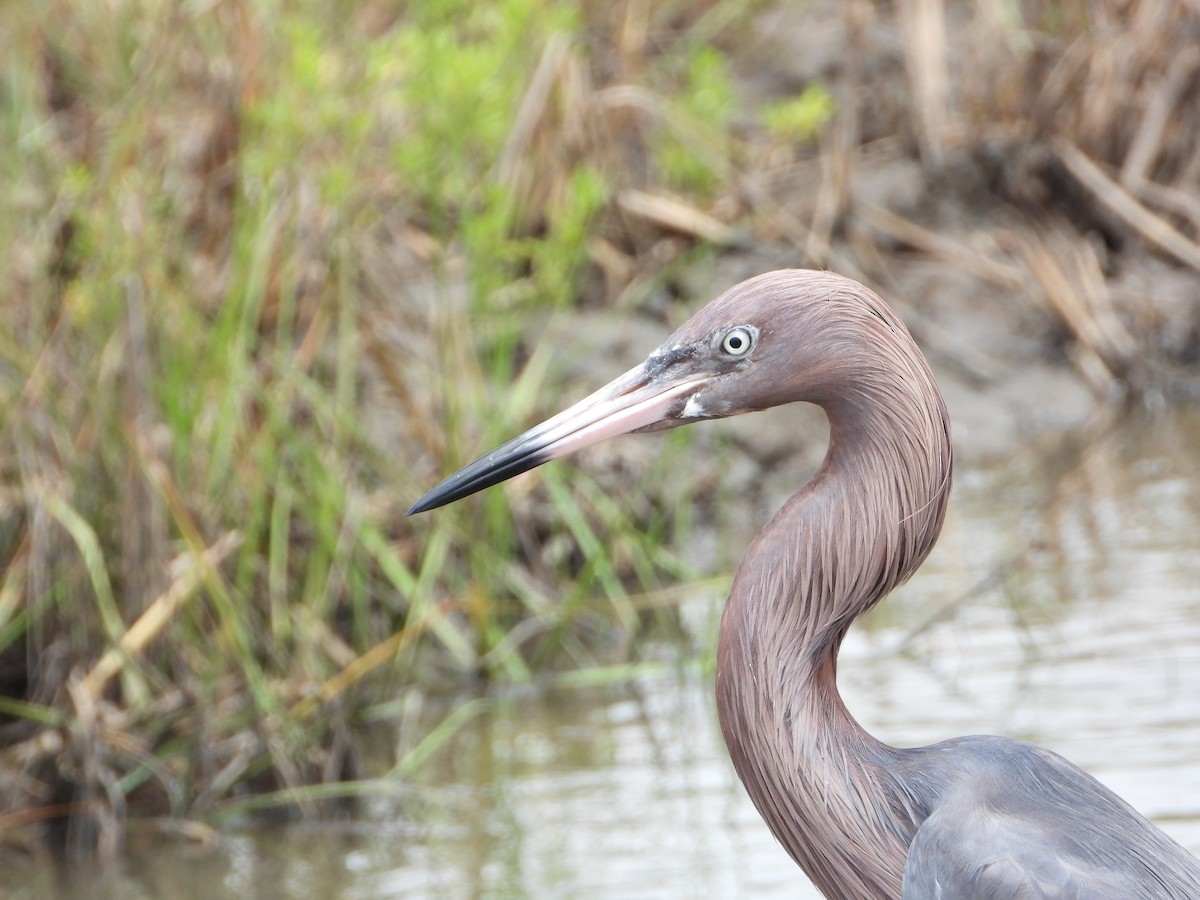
2,0,1199,896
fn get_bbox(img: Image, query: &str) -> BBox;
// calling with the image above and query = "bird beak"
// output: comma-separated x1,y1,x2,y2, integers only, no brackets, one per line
408,361,707,515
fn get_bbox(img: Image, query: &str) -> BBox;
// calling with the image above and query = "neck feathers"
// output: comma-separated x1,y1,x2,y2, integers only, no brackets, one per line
714,315,952,898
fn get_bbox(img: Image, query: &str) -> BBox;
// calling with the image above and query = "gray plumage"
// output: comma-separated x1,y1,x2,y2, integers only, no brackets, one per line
410,270,1200,899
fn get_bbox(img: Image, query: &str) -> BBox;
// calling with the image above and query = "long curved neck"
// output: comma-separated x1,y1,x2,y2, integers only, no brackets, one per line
715,373,952,898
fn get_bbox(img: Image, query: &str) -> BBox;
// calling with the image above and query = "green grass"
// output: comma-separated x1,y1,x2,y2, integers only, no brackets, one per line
0,0,788,850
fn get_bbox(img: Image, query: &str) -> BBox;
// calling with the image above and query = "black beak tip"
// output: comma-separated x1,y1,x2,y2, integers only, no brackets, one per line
407,444,552,518
406,488,449,516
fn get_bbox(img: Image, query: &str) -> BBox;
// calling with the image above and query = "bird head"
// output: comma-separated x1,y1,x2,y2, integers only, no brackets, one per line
408,269,903,514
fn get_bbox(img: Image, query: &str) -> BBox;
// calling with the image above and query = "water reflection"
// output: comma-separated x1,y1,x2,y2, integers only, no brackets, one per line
6,410,1199,898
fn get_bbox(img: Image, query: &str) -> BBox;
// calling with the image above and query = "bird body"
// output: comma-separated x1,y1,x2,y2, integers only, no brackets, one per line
410,270,1200,898
901,736,1200,899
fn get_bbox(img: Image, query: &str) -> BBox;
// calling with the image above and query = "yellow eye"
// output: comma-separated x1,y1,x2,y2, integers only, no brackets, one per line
721,326,754,357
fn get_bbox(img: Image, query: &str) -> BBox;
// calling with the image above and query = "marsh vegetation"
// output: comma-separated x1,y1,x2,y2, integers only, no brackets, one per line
1,0,1198,862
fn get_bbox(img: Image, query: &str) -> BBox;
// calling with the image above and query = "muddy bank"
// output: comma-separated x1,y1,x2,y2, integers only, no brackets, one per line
520,0,1200,516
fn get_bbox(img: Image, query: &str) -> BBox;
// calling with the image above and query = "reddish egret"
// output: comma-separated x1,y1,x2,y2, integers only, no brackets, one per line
409,270,1200,898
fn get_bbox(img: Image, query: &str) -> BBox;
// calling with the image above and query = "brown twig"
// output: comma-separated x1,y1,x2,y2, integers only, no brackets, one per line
1054,139,1200,273
860,204,1026,289
1004,226,1137,396
1120,46,1200,188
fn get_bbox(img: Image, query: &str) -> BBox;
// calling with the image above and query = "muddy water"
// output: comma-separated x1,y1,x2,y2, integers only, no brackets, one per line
9,408,1200,899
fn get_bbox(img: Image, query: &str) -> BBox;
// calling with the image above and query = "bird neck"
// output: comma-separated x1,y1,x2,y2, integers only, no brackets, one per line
715,376,952,897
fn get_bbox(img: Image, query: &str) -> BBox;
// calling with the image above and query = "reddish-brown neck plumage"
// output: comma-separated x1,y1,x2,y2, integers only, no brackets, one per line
714,310,952,899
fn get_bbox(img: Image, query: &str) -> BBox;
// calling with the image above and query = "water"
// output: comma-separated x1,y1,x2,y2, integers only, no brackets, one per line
7,409,1200,898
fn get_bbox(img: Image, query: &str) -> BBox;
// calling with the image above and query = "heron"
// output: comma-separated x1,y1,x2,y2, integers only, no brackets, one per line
408,270,1200,898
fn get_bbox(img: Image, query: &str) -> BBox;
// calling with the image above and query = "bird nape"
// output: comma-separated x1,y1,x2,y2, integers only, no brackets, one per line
409,270,1200,899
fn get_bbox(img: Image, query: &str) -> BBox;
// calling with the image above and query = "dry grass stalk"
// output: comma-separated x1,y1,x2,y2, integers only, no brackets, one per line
860,204,1026,290
1007,226,1138,396
1054,139,1200,272
616,188,734,244
1131,178,1200,237
806,0,871,265
77,533,242,704
1119,46,1200,188
898,0,949,165
496,33,575,190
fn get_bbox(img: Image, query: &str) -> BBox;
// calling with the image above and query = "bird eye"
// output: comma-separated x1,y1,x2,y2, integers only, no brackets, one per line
721,326,754,357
